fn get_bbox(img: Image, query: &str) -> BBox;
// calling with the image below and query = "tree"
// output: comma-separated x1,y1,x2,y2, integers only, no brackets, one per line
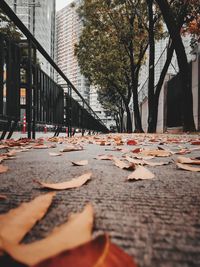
97,87,125,132
0,8,21,40
76,0,159,132
155,0,196,132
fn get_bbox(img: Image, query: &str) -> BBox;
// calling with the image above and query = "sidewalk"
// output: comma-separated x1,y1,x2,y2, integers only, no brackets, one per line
0,133,200,267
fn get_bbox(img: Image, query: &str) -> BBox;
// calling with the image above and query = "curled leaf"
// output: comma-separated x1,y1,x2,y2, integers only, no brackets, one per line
34,172,92,190
49,152,62,157
177,156,200,165
71,160,88,166
143,160,170,166
176,162,200,172
3,204,94,266
113,158,136,171
95,154,114,160
0,195,7,200
33,234,137,267
60,145,83,152
140,149,171,157
33,144,49,149
128,166,155,181
0,193,55,248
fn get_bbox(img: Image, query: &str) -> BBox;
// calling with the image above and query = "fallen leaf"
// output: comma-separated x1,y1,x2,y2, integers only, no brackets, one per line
33,144,49,149
127,166,155,180
143,160,170,166
135,155,155,160
34,172,92,190
127,140,137,145
191,141,200,145
113,158,136,171
95,155,114,160
131,148,141,153
33,234,137,267
3,204,94,266
49,152,62,157
0,193,55,248
60,145,83,152
71,160,88,166
140,149,171,157
0,165,8,174
177,156,200,165
0,195,7,200
176,162,200,172
125,155,144,165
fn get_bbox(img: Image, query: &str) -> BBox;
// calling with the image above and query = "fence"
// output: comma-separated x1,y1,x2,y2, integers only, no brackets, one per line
0,1,108,139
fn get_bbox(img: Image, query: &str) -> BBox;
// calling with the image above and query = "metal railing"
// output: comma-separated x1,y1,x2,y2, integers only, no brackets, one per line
0,0,108,138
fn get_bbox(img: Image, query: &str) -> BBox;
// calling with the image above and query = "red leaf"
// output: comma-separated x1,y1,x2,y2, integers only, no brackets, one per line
127,140,137,146
191,141,200,145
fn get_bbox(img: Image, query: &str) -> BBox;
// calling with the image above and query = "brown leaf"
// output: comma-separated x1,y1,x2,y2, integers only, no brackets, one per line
33,234,137,267
71,160,88,166
34,172,92,190
176,162,200,172
0,165,8,174
140,149,171,157
127,166,155,180
60,145,83,152
49,152,62,157
95,154,114,160
33,144,49,149
0,193,55,248
125,155,144,165
177,156,200,165
143,160,170,166
3,204,94,266
0,195,7,200
113,158,136,171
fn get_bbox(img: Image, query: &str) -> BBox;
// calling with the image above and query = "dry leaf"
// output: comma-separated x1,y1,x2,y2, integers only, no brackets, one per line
177,156,200,165
71,160,88,166
3,204,94,266
143,160,170,166
60,145,83,152
191,141,200,145
34,172,92,190
33,144,49,149
0,165,8,174
140,149,171,157
33,234,137,267
113,158,136,171
0,195,7,200
125,155,144,165
127,140,137,145
176,162,200,172
127,166,155,180
49,152,62,157
95,155,114,160
0,193,55,248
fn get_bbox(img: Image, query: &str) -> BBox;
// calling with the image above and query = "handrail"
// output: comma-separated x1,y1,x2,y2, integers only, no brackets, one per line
0,0,107,129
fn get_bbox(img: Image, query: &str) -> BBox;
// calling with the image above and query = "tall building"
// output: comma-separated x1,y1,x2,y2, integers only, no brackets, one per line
5,0,56,76
56,0,90,103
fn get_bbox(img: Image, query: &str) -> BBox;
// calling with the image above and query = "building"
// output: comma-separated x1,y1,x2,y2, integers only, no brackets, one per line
56,0,90,103
90,86,115,129
5,0,56,77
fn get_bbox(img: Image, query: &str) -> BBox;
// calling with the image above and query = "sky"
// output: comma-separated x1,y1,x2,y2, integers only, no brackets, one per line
56,0,73,11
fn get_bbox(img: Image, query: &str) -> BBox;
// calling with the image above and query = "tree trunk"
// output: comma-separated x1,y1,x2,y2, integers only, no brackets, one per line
124,102,132,133
147,0,155,133
155,0,196,132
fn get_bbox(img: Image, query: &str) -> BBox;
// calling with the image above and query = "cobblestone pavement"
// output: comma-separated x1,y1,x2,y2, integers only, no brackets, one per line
0,133,200,267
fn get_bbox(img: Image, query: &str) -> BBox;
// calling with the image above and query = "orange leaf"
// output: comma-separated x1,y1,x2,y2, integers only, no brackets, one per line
176,162,200,172
60,145,83,152
2,204,94,266
0,193,55,248
34,172,92,190
177,156,200,165
33,234,137,267
113,158,136,171
128,166,155,180
71,160,88,166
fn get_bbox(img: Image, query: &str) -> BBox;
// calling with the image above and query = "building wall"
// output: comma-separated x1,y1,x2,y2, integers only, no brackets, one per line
56,0,90,103
5,0,55,77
